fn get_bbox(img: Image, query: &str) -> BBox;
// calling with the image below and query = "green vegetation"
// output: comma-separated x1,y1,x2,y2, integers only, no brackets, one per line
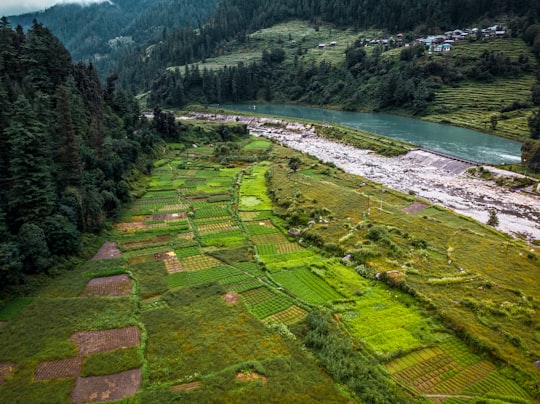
0,123,538,403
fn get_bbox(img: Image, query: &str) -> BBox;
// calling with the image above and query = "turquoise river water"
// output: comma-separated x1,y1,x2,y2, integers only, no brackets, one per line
221,104,522,164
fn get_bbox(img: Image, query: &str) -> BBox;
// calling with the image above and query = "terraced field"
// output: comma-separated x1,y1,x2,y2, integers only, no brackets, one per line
0,135,535,403
425,38,537,140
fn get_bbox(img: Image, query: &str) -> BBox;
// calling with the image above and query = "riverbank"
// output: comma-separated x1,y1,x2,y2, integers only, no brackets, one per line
188,112,540,243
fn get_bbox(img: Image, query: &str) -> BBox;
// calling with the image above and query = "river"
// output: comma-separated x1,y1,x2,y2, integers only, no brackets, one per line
220,104,522,165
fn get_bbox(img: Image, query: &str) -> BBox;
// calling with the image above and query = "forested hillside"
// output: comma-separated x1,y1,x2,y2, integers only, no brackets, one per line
115,0,540,92
0,17,164,294
7,0,219,76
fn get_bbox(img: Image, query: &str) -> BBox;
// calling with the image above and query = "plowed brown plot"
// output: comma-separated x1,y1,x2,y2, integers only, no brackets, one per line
171,381,201,392
403,201,429,214
70,368,142,403
92,242,121,260
0,362,15,385
81,275,132,297
71,326,141,355
34,356,82,381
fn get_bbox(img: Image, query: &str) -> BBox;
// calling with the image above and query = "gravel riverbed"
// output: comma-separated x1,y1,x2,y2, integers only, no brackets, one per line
190,113,540,242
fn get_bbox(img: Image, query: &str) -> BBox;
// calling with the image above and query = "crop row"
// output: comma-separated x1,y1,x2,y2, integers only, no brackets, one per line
232,262,263,275
180,254,223,271
256,244,277,256
225,278,263,293
262,305,308,325
238,210,273,221
195,221,239,234
194,207,230,219
173,246,201,258
249,295,293,319
166,265,243,289
245,223,280,236
251,233,289,246
427,360,495,395
272,268,342,305
218,274,253,286
461,370,529,398
240,287,277,306
386,347,444,374
198,230,247,248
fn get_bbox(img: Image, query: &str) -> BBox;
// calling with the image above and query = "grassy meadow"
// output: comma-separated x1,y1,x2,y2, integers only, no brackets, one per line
0,127,538,402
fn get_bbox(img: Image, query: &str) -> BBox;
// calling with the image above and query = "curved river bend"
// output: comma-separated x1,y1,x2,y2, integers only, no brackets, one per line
221,104,522,165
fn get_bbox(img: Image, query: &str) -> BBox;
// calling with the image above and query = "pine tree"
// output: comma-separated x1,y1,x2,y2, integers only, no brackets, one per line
6,96,55,228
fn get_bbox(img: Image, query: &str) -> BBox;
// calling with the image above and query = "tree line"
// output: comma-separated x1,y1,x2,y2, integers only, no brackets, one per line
115,0,540,94
0,18,166,295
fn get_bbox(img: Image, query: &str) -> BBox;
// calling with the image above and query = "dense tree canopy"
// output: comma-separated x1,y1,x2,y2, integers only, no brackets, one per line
0,19,163,295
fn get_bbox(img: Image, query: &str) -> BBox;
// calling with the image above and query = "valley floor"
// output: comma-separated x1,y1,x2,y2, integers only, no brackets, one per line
191,113,540,243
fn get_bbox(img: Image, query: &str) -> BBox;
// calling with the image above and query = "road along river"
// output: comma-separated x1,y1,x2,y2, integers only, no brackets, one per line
187,113,540,243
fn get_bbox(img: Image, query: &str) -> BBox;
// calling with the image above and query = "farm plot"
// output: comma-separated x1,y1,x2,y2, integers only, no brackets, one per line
121,235,171,251
341,285,428,355
34,356,82,380
194,206,230,219
232,262,263,275
245,222,280,235
142,287,291,384
167,265,243,289
249,295,294,320
243,140,271,150
386,336,529,399
180,254,224,272
129,200,179,215
238,210,273,221
80,274,132,297
239,166,273,211
262,305,308,325
271,268,342,305
91,242,121,260
224,278,264,293
240,287,276,306
70,368,142,404
71,326,141,356
260,250,318,272
194,219,239,234
428,76,535,139
198,229,247,248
